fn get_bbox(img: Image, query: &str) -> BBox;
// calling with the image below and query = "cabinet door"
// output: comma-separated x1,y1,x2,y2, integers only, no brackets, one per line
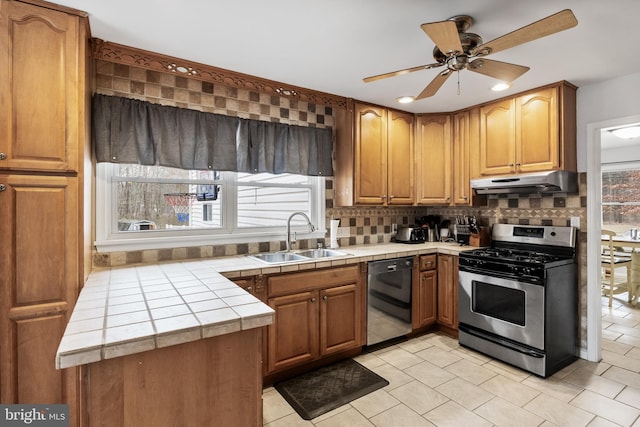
0,174,80,405
319,284,361,355
416,114,452,204
415,270,437,328
479,98,515,176
0,2,83,172
437,254,458,329
387,111,414,205
267,291,318,372
354,104,387,204
515,87,559,172
452,111,471,205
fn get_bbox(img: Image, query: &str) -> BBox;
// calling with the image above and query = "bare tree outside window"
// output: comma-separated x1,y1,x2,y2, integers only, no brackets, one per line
602,169,640,234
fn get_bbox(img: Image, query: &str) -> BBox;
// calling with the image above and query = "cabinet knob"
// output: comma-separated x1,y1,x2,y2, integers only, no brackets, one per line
515,162,521,167
323,295,328,301
508,163,514,167
0,153,6,160
388,195,394,200
463,196,468,200
310,297,316,303
0,184,5,192
381,195,387,200
246,286,253,292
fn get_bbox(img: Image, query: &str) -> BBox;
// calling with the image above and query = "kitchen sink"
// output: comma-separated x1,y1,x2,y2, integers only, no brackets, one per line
248,252,308,264
247,249,348,264
296,249,347,259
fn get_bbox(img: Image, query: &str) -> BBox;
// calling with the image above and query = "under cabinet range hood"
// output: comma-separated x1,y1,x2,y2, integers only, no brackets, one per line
471,170,578,195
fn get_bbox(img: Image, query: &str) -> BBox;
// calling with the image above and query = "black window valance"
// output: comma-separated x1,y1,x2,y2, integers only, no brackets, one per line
92,94,333,176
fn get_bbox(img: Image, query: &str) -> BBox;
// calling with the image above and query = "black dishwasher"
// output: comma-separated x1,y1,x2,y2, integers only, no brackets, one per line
367,256,413,345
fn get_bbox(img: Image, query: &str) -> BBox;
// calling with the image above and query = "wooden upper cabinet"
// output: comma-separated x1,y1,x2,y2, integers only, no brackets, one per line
516,87,559,173
354,104,387,204
387,110,415,205
335,102,414,206
478,82,577,176
452,110,471,205
0,1,85,173
479,98,516,176
416,114,452,205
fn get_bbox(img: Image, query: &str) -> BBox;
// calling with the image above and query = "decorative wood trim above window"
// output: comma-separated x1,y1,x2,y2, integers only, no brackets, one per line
91,38,349,109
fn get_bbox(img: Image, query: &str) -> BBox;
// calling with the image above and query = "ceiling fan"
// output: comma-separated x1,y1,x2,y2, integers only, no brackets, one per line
363,9,578,100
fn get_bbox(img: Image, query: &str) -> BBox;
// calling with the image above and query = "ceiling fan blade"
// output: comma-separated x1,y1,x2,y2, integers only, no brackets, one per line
363,63,443,83
467,58,529,82
471,9,578,56
420,20,463,55
415,70,452,100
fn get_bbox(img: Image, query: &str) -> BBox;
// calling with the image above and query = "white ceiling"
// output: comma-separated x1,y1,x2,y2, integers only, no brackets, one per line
55,0,640,114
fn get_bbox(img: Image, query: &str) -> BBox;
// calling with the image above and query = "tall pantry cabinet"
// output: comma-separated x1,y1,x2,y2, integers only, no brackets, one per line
0,1,89,425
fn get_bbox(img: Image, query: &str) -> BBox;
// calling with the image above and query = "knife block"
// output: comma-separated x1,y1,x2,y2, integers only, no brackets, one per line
470,227,491,247
454,224,471,245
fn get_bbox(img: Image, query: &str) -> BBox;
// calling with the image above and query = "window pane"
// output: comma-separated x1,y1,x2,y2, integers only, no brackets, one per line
236,172,314,228
116,165,222,231
237,185,311,228
602,169,640,230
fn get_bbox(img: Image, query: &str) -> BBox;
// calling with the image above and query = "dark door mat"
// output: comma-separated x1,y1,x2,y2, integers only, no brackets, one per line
274,358,389,420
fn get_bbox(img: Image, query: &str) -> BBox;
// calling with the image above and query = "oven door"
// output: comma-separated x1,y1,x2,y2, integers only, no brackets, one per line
459,270,544,349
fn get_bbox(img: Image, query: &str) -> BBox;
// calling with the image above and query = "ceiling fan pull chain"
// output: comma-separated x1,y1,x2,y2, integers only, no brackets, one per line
457,71,461,95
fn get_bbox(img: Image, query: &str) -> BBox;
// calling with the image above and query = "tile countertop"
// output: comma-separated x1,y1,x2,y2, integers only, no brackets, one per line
56,241,477,369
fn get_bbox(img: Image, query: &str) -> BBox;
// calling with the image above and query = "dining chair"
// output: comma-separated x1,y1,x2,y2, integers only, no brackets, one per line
601,229,633,307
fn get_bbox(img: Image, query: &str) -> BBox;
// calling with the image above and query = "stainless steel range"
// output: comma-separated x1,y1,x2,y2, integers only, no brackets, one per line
458,224,577,377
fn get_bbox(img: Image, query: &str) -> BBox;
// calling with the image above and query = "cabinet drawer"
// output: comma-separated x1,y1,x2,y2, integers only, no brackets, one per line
268,265,360,296
419,255,437,271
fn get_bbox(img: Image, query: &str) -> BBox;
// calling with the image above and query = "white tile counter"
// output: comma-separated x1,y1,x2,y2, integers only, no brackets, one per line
56,241,477,369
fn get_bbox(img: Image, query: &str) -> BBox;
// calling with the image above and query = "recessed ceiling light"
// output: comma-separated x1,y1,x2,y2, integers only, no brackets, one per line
610,126,640,139
396,96,415,104
491,82,511,92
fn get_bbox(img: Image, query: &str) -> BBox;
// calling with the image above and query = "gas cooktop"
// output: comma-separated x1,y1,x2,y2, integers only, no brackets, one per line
461,247,572,265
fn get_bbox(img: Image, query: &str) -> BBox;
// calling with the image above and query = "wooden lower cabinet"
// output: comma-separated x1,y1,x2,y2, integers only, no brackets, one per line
413,255,437,328
437,254,459,331
320,284,361,354
265,265,362,375
268,291,319,372
0,174,82,420
87,328,263,427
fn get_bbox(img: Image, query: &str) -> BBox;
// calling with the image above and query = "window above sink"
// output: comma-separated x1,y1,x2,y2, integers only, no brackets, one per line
95,163,326,252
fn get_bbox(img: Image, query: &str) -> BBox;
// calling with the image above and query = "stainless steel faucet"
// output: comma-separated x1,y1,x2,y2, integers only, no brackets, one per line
286,212,315,251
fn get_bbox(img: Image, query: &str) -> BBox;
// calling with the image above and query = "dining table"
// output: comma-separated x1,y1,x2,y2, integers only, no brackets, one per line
603,233,640,306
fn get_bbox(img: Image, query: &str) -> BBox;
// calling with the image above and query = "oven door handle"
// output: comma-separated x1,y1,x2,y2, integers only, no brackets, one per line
459,324,544,358
458,265,543,285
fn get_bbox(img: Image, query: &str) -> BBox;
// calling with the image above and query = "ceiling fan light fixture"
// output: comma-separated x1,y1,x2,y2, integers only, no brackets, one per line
491,82,511,91
610,126,640,139
396,96,415,104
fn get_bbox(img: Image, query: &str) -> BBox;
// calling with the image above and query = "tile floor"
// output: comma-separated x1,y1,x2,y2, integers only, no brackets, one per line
263,294,640,426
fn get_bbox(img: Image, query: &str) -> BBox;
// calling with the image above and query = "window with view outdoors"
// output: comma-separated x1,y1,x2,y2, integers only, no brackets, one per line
95,163,325,251
602,167,640,234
